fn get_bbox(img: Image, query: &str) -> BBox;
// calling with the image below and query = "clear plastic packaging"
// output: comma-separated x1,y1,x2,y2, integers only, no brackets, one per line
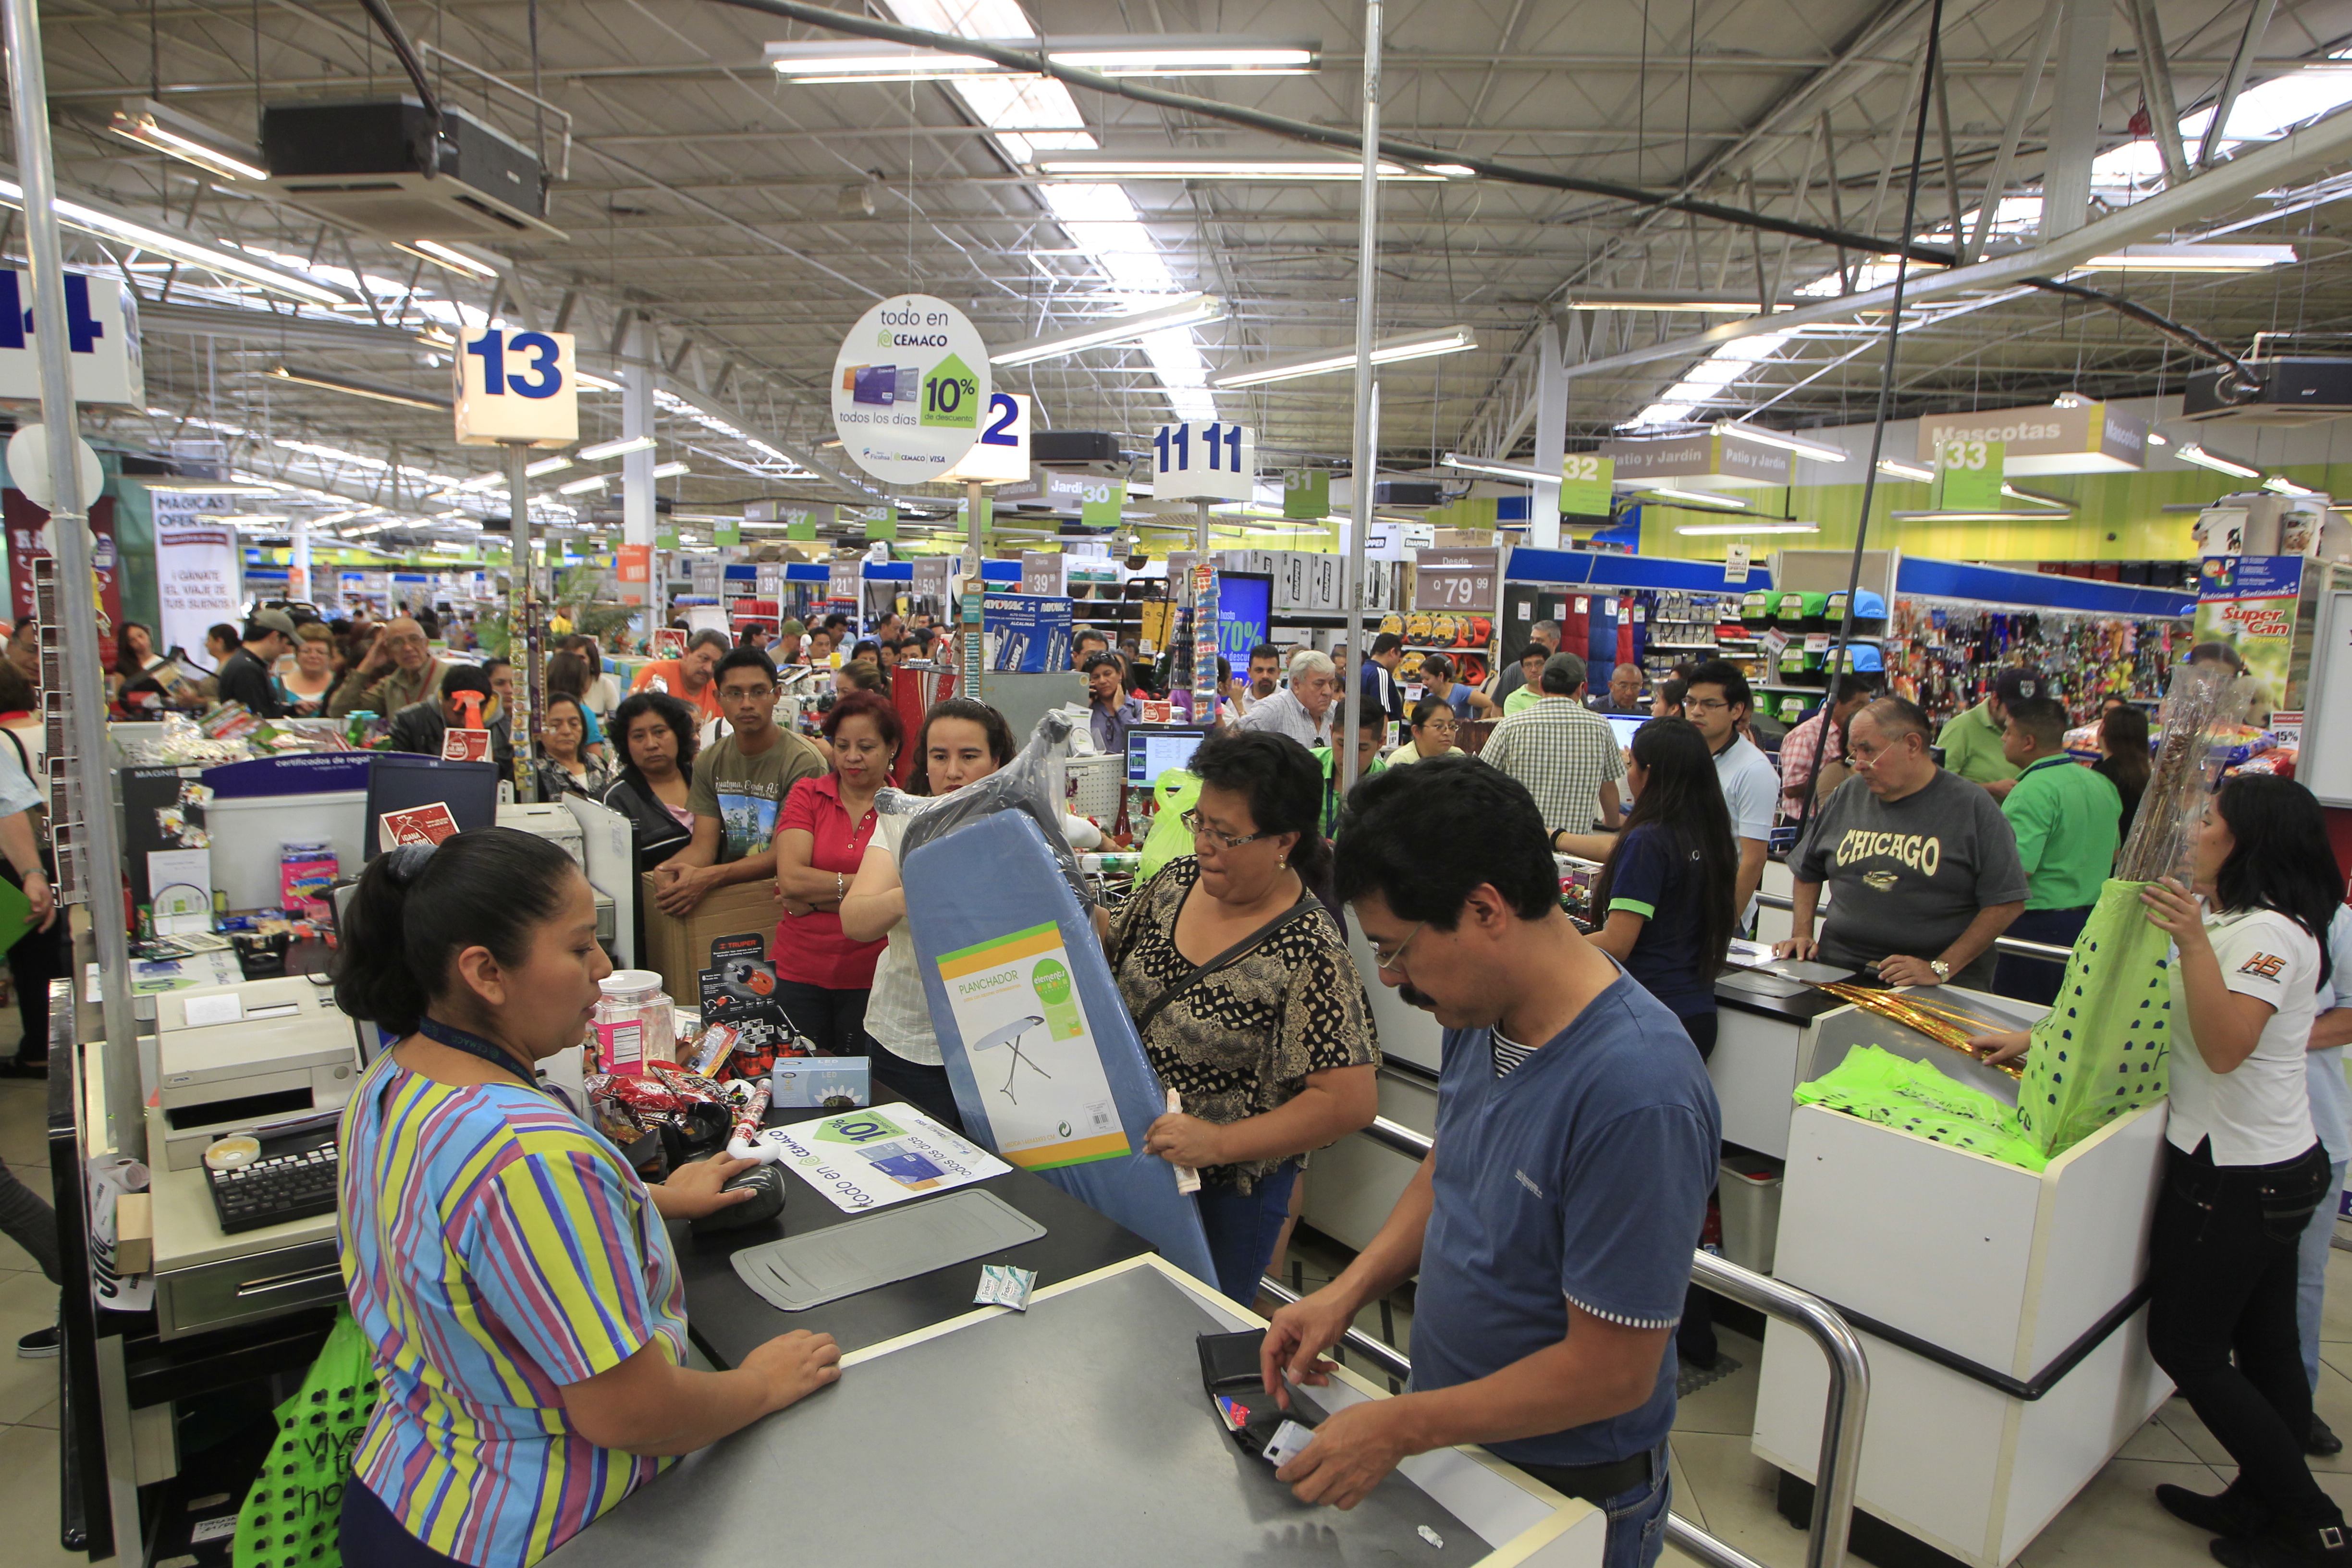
885,710,1095,909
590,969,675,1076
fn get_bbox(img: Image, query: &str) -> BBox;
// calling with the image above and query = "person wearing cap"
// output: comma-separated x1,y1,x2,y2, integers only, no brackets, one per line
214,609,299,719
1937,667,2038,797
331,615,448,720
1483,651,1626,841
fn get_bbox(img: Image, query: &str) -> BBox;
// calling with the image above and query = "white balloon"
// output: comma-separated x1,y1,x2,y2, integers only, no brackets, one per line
5,424,105,513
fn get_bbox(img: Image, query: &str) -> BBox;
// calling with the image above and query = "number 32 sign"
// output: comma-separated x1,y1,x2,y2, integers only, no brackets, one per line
454,327,578,448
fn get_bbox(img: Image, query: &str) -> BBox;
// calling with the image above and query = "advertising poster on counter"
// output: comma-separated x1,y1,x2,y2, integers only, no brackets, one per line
933,919,1130,1170
2196,555,2305,722
981,591,1071,672
5,488,120,630
152,490,242,660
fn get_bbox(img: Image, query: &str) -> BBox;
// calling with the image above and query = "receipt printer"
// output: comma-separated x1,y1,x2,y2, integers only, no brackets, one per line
155,978,363,1172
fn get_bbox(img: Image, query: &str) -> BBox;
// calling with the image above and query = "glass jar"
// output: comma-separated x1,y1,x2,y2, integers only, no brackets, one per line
588,970,675,1076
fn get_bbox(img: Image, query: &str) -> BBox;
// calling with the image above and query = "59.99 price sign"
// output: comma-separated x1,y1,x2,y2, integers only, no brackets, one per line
454,327,577,447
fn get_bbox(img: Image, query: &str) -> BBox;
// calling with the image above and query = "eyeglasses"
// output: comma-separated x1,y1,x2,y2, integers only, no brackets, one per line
1684,697,1730,713
1370,921,1427,972
1180,807,1271,850
719,684,775,701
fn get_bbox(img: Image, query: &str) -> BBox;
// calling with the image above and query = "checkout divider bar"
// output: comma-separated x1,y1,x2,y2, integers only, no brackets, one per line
1328,1115,1871,1568
1749,891,2074,964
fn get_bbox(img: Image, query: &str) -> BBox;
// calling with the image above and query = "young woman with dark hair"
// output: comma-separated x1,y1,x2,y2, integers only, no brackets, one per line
1106,729,1380,1303
768,689,903,1059
1982,775,2346,1564
2095,703,2153,843
331,829,839,1568
841,698,1020,1128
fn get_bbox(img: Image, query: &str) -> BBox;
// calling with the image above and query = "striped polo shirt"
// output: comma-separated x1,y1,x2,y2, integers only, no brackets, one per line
338,1053,686,1568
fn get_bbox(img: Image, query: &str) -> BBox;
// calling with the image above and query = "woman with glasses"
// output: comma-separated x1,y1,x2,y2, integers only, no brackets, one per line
534,693,615,801
1107,730,1380,1304
1385,696,1463,764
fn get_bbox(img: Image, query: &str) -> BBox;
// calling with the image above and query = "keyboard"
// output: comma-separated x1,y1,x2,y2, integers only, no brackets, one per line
206,1124,340,1235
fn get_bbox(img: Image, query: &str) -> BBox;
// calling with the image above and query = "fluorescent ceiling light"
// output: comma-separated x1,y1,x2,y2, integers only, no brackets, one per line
764,36,1315,82
1038,156,1439,181
1566,291,1788,313
311,509,369,527
392,239,502,280
2176,442,2262,478
574,369,623,393
2146,431,2170,447
991,293,1224,366
104,98,267,182
1442,452,1550,483
577,434,658,461
1210,326,1477,389
650,461,691,479
1999,483,2073,510
0,174,346,305
1674,521,1821,536
1715,421,1848,463
555,474,611,495
1644,487,1748,509
2077,244,2296,272
524,455,574,478
2263,475,2320,496
1890,509,2082,522
1876,459,1934,482
1419,163,1476,178
268,364,451,412
139,479,279,496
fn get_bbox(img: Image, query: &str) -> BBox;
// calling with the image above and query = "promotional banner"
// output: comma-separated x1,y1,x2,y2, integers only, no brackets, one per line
933,922,1129,1169
830,294,990,485
981,591,1072,672
616,543,652,604
2195,555,2304,722
152,491,242,661
6,489,120,630
1283,467,1330,520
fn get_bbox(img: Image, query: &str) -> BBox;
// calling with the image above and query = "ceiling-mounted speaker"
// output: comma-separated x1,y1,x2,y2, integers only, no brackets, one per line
259,100,566,242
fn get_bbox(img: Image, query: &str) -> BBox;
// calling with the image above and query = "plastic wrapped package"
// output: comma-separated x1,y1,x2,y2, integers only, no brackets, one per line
887,710,1096,911
1795,1045,2049,1171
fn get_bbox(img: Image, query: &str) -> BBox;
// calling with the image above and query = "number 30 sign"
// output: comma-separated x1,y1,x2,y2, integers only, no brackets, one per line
454,327,579,448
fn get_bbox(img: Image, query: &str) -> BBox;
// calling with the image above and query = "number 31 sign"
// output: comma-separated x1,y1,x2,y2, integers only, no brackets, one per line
454,327,578,448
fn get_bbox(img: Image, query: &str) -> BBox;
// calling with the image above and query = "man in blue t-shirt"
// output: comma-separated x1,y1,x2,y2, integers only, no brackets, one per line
1263,756,1720,1568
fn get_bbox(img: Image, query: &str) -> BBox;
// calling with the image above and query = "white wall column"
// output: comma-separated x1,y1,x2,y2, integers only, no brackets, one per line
620,320,656,548
1529,320,1568,549
288,514,311,605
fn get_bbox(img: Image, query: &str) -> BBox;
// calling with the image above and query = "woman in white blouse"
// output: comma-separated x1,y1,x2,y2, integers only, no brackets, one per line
1981,775,2345,1562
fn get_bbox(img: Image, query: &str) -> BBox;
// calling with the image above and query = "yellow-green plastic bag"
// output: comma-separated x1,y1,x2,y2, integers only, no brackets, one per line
1137,771,1201,883
1795,1044,2049,1171
2016,877,2172,1158
233,1308,378,1568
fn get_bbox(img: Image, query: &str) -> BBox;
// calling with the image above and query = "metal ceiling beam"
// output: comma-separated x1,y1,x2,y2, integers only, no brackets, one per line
1561,105,2352,383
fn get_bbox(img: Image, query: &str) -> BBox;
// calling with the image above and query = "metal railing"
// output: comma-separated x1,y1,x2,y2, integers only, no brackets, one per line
1286,1115,1870,1568
1751,889,2073,964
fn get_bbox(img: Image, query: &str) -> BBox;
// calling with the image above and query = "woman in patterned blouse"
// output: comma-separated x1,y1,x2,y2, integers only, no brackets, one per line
1108,730,1381,1304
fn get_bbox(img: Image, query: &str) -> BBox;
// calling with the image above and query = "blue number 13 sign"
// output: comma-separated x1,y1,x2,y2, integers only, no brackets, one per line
454,327,578,447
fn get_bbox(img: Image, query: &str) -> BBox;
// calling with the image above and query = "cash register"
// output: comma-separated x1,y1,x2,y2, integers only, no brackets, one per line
147,977,367,1338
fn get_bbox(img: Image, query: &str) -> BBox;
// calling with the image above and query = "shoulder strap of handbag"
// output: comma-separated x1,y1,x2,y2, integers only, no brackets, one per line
1133,890,1321,1038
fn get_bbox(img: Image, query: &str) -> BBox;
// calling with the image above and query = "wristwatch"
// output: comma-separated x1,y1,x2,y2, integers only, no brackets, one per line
1930,959,1951,982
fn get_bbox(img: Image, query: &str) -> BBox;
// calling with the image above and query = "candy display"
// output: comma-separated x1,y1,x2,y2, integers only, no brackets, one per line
1885,601,2182,723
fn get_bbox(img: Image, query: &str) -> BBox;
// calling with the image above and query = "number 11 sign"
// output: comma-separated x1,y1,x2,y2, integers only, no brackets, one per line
1152,420,1256,502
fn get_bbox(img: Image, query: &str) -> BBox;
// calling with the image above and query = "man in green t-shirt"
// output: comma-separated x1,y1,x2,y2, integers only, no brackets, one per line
1936,665,2040,796
1501,646,1550,715
1990,696,2121,1004
651,646,825,916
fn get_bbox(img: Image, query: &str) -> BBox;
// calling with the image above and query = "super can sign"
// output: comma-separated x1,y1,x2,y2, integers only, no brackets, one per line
830,295,991,486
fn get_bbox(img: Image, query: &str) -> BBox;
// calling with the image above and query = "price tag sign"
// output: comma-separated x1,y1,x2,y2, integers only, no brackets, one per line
942,392,1031,483
1152,420,1256,502
453,327,578,448
1283,468,1330,519
830,294,992,485
1724,540,1752,585
1932,437,2004,512
1559,453,1615,518
828,560,862,605
1412,547,1500,612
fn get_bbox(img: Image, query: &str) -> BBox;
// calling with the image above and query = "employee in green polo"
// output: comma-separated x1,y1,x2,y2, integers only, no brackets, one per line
1990,695,2121,1004
1937,666,2039,796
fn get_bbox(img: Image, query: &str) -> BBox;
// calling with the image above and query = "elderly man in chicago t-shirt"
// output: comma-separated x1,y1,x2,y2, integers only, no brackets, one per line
1777,696,2027,991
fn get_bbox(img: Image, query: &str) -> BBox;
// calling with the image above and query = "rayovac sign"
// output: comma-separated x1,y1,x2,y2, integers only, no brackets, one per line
1915,401,2146,474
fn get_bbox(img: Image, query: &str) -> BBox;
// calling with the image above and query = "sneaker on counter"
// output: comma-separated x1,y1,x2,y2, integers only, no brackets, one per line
2160,1482,2270,1539
2310,1416,2344,1458
15,1325,57,1358
2210,1520,2351,1568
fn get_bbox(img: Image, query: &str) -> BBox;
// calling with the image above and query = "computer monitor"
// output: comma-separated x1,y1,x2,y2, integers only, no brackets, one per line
362,753,502,860
1605,714,1648,750
1126,725,1212,787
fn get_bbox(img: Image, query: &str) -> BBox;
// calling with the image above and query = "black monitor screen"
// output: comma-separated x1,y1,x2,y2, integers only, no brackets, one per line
362,754,502,860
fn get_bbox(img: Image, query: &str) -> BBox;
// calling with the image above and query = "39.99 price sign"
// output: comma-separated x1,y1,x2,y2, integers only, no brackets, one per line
453,327,578,447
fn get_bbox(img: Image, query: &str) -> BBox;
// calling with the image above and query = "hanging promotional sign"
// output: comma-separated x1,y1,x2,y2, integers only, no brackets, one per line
941,391,1030,484
1931,437,2005,512
1283,467,1330,520
1559,453,1615,517
830,294,991,485
2195,555,2305,722
1152,420,1255,502
152,491,243,661
934,921,1130,1169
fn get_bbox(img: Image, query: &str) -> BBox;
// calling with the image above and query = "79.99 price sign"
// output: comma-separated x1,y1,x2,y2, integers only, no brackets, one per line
1412,547,1500,613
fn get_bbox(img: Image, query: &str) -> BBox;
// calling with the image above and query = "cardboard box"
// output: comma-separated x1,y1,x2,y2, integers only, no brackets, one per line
639,872,777,1008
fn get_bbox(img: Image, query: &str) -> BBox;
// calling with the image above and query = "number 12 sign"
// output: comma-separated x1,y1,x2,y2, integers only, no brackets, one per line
454,327,578,448
1152,420,1256,502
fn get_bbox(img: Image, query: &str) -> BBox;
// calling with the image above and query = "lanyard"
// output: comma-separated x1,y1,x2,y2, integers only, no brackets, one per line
416,1016,542,1093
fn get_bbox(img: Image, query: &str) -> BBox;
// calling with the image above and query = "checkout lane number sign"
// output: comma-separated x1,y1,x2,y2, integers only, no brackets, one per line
453,327,578,448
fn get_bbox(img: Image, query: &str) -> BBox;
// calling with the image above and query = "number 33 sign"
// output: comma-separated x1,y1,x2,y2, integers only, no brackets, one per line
454,327,578,447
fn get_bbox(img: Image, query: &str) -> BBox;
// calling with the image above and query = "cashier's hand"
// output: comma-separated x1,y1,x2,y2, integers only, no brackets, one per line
1143,1112,1226,1170
1261,1290,1353,1410
1875,955,1944,988
653,863,720,916
742,1329,842,1416
1276,1401,1410,1510
1772,935,1818,962
1971,1030,2032,1068
652,1153,760,1220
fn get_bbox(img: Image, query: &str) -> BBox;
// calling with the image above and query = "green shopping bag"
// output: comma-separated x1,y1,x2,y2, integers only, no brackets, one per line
1795,1044,2050,1170
1137,771,1202,883
2015,878,2173,1159
233,1308,379,1568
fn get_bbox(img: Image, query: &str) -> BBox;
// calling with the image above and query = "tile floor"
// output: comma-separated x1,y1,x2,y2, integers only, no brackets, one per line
5,1059,2352,1567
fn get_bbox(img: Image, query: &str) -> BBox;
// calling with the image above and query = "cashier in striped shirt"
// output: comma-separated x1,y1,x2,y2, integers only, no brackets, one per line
1264,757,1719,1568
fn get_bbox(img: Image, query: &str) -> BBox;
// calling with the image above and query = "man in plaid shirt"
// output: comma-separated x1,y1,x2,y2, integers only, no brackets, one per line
1481,652,1626,841
1777,674,1875,826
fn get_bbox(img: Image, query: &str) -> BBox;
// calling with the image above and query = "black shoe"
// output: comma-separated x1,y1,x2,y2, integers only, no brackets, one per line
15,1325,56,1358
2311,1416,2344,1458
2210,1521,2350,1567
0,1055,48,1078
2160,1482,2270,1539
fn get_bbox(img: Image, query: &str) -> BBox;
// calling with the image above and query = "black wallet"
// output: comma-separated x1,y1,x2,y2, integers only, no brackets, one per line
1196,1330,1320,1458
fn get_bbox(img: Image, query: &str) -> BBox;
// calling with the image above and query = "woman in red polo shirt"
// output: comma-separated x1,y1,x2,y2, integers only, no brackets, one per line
771,691,900,1056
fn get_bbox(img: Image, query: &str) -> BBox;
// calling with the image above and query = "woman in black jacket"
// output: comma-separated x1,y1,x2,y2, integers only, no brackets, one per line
600,692,698,869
